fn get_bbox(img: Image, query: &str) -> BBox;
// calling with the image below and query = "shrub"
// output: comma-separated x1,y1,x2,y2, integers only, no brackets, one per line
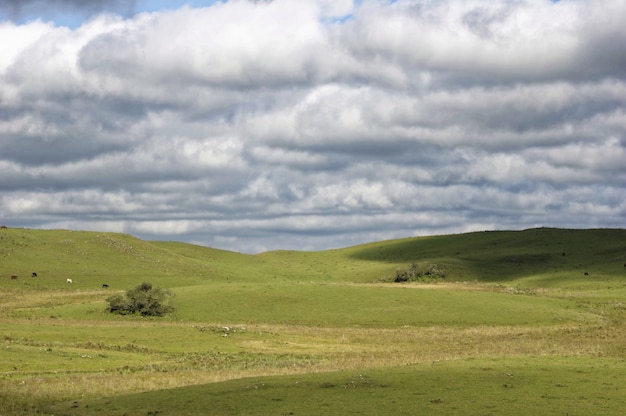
107,282,176,316
392,263,445,283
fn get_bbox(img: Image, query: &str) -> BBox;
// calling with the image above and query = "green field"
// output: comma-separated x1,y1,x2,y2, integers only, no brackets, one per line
1,227,625,415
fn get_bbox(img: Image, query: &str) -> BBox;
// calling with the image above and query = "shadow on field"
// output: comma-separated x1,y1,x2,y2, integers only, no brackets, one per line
347,228,626,283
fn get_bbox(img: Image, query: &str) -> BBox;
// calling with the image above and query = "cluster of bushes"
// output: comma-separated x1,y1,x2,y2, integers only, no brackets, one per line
107,282,176,316
391,263,446,283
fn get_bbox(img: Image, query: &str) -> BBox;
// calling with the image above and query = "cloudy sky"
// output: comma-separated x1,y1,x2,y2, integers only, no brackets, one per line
1,0,625,253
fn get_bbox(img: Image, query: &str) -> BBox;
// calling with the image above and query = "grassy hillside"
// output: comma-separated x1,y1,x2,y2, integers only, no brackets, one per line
0,228,258,290
48,357,626,416
2,227,625,287
1,227,626,415
345,228,626,285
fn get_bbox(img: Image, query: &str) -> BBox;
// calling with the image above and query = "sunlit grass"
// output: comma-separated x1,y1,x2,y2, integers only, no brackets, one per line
1,227,626,415
4,316,625,414
43,356,626,416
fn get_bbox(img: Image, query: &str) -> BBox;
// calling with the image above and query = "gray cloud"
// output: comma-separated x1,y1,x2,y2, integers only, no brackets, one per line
1,0,625,253
0,0,137,21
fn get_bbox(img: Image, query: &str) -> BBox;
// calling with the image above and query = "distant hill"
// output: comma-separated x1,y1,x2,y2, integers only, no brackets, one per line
343,228,626,285
1,227,625,289
0,228,248,287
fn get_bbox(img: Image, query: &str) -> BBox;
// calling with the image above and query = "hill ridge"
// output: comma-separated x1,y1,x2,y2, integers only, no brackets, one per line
1,227,625,289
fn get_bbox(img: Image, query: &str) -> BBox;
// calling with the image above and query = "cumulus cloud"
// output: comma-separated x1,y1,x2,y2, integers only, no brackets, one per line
0,0,625,252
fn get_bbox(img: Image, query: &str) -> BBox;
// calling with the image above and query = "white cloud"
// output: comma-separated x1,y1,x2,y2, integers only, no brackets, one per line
0,20,53,72
0,0,625,252
76,2,346,89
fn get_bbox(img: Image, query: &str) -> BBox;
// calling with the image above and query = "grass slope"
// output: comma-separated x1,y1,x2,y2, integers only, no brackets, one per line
1,227,626,415
345,228,626,285
2,227,625,287
48,357,626,416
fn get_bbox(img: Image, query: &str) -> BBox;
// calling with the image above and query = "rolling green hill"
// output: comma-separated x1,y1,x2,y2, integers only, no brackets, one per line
1,227,626,415
2,227,625,288
0,228,245,288
344,227,626,286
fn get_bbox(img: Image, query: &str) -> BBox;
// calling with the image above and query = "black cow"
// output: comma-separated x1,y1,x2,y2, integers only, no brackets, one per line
102,284,109,288
31,272,38,277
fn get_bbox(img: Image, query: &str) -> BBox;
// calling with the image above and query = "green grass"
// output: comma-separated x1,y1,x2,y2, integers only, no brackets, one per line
3,227,624,287
1,227,626,415
171,282,589,326
5,280,593,327
347,228,626,284
47,357,626,416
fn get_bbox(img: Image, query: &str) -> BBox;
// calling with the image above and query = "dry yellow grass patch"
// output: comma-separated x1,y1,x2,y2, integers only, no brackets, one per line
236,322,610,361
0,289,114,315
3,315,625,415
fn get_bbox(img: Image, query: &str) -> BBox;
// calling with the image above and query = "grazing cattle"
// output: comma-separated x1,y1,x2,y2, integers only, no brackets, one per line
624,263,626,269
66,278,73,284
10,275,18,280
0,225,7,229
102,284,109,288
31,272,38,277
584,272,589,276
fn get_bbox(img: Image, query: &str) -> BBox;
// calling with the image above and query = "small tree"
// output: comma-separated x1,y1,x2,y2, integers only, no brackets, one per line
107,282,176,316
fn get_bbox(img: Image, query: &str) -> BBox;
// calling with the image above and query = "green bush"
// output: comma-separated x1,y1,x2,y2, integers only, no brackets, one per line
107,282,176,316
393,263,445,283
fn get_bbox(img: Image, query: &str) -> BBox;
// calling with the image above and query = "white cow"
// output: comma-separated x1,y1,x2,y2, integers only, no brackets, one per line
66,278,73,284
